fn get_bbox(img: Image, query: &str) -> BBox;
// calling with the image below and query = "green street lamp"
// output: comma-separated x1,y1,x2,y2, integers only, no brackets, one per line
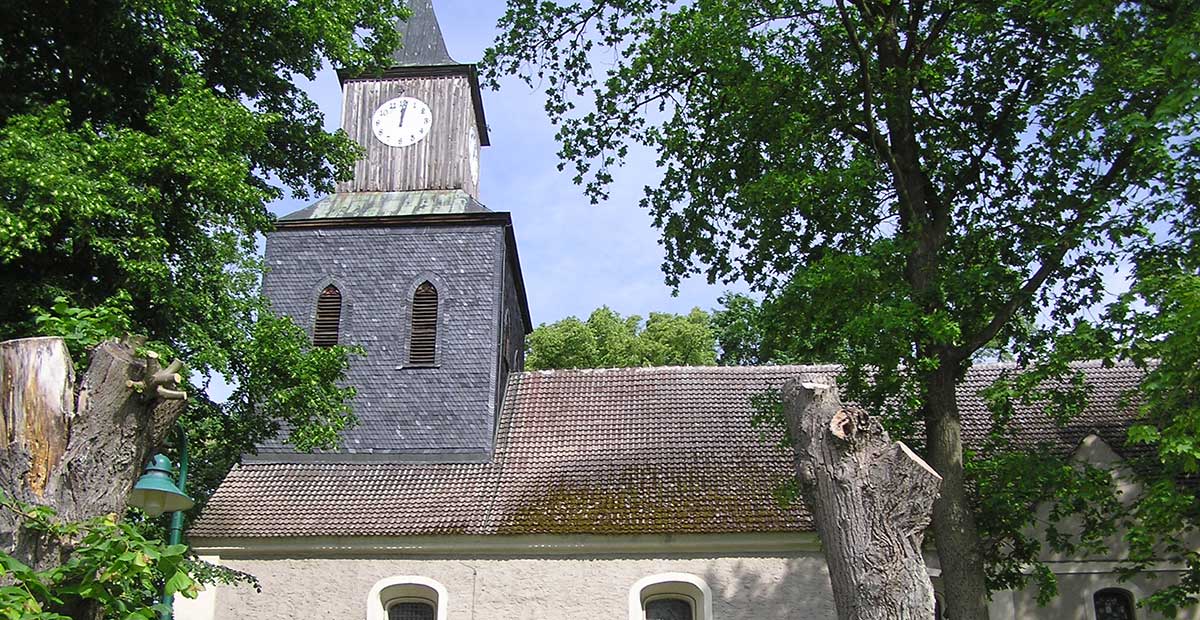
129,454,193,517
128,424,193,620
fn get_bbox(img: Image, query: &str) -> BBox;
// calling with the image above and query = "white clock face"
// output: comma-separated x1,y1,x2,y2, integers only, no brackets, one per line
371,96,432,147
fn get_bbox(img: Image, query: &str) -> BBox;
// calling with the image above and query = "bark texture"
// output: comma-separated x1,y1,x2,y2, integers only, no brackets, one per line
0,337,186,573
784,375,942,620
925,366,990,620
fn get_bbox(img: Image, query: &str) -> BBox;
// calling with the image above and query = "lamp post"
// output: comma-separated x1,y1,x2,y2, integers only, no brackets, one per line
128,423,193,620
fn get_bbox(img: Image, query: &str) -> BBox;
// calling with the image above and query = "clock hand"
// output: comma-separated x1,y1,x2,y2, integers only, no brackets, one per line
398,101,408,128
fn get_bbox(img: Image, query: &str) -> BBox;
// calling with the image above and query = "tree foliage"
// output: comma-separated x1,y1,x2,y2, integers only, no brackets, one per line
526,306,717,370
0,0,407,509
0,491,257,620
1102,229,1200,613
486,0,1200,616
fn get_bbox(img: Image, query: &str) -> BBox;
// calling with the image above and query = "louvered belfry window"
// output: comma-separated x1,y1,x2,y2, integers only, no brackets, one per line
313,285,342,347
409,281,438,364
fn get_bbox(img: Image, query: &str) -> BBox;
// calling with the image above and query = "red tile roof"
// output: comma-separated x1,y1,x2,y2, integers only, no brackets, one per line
189,362,1143,539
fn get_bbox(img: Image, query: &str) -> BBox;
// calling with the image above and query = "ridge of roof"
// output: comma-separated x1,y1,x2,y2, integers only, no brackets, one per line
512,358,1141,378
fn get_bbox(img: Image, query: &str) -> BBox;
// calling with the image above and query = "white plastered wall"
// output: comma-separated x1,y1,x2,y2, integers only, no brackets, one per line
183,435,1200,620
185,545,1200,619
200,553,836,620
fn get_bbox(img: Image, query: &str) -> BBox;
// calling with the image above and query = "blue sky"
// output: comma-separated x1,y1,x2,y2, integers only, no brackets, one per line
267,0,748,327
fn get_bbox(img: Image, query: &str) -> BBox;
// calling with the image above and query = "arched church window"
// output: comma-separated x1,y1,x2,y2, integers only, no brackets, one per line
313,285,342,347
1094,588,1136,620
409,281,438,365
629,573,711,620
366,576,446,620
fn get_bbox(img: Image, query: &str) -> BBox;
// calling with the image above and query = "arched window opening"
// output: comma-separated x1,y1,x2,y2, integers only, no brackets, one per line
313,285,342,347
409,281,438,365
1094,588,1136,620
366,576,446,620
629,573,711,620
388,600,435,620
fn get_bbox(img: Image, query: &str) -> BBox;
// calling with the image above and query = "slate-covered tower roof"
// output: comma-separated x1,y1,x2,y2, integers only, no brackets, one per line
392,0,457,67
260,0,530,460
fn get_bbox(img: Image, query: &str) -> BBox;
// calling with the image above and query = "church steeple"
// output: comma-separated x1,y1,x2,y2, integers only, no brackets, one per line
391,0,457,67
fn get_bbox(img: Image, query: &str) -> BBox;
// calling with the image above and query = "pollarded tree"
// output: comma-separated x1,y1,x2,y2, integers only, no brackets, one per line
484,1,1200,618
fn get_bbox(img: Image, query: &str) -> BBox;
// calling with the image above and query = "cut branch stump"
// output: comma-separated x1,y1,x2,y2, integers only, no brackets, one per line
0,337,187,574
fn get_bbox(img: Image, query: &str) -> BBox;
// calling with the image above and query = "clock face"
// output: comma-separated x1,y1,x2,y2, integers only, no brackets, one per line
371,96,432,147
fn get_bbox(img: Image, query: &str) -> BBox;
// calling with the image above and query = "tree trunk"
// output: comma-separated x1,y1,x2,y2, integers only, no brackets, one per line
784,375,942,620
0,336,186,576
925,366,991,620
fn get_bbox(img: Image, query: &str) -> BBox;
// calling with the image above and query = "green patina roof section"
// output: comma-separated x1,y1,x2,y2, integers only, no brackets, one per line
279,190,491,221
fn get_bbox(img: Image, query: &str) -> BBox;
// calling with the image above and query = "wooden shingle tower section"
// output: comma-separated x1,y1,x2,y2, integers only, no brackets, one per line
336,0,489,197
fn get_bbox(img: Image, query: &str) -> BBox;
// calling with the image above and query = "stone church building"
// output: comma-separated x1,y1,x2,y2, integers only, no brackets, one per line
183,2,1195,619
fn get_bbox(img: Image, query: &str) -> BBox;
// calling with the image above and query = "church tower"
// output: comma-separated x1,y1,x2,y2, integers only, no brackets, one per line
258,0,531,460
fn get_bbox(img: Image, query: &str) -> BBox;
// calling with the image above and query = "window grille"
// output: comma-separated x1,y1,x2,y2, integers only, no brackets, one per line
1094,589,1135,620
409,281,438,364
645,597,693,620
387,601,434,620
313,285,342,347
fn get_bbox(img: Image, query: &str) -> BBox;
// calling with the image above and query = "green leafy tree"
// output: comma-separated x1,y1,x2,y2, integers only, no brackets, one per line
640,308,719,366
0,491,257,620
0,1,406,616
526,306,717,369
485,0,1200,616
586,306,643,367
711,293,766,366
0,0,406,503
526,316,601,370
1102,228,1200,613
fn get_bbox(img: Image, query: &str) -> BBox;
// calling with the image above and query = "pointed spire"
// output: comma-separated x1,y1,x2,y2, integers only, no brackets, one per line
391,0,458,67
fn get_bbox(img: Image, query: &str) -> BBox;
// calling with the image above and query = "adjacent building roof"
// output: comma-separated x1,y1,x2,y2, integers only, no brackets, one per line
279,190,491,221
190,362,1144,540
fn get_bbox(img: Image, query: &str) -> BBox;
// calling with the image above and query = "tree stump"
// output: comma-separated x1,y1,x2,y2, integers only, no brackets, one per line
0,337,187,573
784,376,942,620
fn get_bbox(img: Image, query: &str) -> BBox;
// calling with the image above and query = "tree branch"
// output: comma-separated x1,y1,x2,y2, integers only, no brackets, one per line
835,0,908,212
953,140,1142,358
911,0,956,68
